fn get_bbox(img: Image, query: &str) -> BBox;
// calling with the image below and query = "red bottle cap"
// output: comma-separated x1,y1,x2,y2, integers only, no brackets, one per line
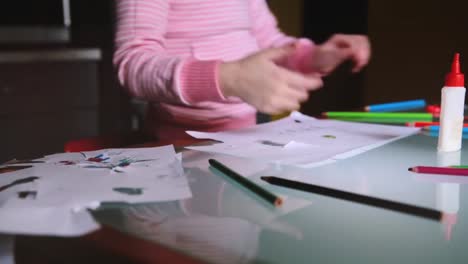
445,53,464,87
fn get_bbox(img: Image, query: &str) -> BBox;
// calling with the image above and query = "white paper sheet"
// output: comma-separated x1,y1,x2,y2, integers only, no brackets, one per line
0,145,192,236
186,112,420,167
0,206,100,236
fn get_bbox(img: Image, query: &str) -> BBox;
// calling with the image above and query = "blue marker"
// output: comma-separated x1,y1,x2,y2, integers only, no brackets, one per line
365,99,426,112
422,130,468,139
423,125,468,133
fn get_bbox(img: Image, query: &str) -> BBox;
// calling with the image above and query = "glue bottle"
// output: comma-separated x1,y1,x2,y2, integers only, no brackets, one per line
438,53,466,152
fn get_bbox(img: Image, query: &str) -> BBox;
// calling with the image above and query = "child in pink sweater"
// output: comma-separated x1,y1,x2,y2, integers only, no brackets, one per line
114,0,371,140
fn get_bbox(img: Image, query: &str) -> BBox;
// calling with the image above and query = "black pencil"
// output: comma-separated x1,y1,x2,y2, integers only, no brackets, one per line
261,176,443,221
209,159,283,207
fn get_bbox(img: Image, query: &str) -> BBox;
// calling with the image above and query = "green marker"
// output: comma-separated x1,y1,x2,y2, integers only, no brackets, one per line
333,117,433,124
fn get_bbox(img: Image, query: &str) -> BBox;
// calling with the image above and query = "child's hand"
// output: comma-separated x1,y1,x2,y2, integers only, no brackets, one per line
309,34,371,75
219,46,323,115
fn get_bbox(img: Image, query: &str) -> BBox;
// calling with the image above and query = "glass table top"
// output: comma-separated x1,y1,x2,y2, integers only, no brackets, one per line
94,133,468,264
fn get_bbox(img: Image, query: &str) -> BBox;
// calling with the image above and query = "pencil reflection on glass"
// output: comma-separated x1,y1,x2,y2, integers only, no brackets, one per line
209,159,283,207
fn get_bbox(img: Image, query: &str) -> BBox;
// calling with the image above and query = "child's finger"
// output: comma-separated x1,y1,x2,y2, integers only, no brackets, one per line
277,67,323,91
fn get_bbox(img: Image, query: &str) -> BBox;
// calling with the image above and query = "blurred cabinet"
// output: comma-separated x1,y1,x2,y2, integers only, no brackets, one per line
0,48,101,162
268,0,303,37
270,0,369,115
301,1,368,115
366,0,468,105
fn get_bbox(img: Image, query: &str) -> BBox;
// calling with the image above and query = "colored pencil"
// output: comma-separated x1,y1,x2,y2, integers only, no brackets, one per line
409,166,468,176
450,166,468,169
209,159,283,207
423,126,468,132
261,176,442,221
365,99,426,112
332,117,431,124
322,112,433,119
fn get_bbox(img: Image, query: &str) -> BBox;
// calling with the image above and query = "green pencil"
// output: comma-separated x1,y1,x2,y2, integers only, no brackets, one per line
209,159,283,207
450,166,468,169
332,117,433,124
322,112,433,119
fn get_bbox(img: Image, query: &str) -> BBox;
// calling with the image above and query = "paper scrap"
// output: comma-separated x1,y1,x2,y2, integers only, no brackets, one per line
0,145,192,236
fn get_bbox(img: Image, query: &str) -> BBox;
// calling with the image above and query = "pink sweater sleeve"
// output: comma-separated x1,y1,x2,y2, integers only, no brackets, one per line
248,0,316,73
113,0,226,105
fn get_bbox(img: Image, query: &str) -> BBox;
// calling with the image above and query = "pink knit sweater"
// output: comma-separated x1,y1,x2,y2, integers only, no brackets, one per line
114,0,315,140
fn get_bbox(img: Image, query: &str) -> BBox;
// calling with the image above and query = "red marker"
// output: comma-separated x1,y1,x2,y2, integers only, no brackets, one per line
406,121,440,127
406,121,468,128
426,105,441,114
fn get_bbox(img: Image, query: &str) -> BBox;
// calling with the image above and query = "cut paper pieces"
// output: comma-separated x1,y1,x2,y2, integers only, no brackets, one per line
0,145,192,236
186,111,420,167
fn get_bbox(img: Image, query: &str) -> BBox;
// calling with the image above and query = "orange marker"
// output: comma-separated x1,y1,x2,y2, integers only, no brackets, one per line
406,121,468,128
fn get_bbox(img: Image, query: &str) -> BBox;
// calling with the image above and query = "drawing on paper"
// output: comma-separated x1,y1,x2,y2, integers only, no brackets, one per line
113,187,144,195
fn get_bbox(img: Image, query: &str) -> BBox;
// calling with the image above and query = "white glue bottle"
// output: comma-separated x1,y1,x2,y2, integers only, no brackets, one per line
438,53,466,152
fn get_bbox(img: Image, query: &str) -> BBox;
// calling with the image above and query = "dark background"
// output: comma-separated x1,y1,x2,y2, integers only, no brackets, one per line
1,0,468,162
301,0,368,114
